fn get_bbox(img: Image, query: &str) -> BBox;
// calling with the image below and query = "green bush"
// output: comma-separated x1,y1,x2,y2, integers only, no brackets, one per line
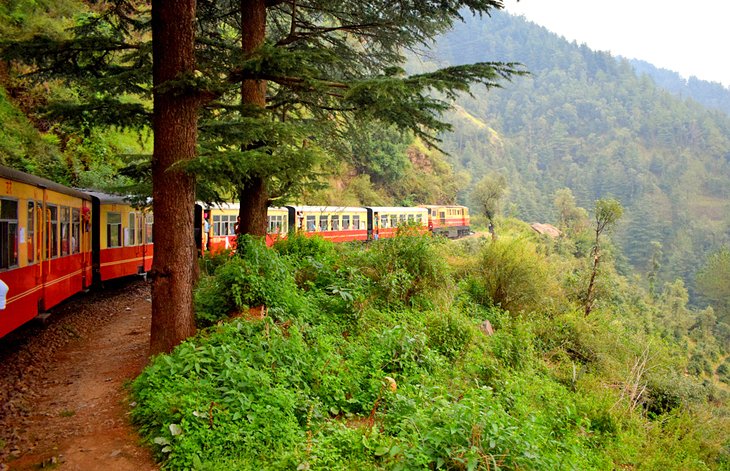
425,310,475,359
346,230,451,309
194,236,309,326
467,237,562,314
133,227,729,471
273,232,341,290
644,371,708,417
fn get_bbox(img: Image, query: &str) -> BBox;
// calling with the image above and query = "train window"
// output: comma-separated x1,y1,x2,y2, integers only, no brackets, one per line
0,199,18,269
352,215,360,230
137,213,144,245
125,213,136,246
145,214,154,243
390,215,397,227
267,215,284,233
27,201,35,263
342,215,350,230
107,212,122,248
48,205,59,258
306,215,316,232
72,208,80,254
331,216,340,231
319,216,329,231
408,214,414,222
380,215,388,229
399,214,406,223
212,215,221,236
416,214,422,223
61,207,70,256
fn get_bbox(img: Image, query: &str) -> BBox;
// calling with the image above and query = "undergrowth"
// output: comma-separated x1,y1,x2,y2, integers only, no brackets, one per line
131,228,730,470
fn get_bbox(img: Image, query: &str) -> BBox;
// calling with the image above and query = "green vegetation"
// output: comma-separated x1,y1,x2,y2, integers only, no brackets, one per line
131,225,729,470
431,11,730,303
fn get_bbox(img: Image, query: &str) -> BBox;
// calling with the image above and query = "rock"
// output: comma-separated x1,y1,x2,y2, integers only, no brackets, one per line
479,320,494,336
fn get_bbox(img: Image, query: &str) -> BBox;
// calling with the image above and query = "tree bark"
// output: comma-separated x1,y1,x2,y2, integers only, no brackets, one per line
149,0,199,355
237,0,269,237
584,234,601,317
237,177,269,236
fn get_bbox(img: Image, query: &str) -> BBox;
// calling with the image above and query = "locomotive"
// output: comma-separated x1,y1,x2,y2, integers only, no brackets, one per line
1,164,469,338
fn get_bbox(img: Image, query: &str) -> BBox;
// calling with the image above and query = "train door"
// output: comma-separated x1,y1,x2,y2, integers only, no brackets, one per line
194,204,203,254
91,196,101,285
138,212,147,271
80,203,91,288
38,192,50,311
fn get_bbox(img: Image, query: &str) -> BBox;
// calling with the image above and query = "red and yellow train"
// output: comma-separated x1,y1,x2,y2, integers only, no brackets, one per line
198,204,470,251
0,166,153,338
1,164,469,338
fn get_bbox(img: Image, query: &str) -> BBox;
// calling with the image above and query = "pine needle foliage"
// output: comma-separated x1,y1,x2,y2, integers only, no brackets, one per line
1,0,526,208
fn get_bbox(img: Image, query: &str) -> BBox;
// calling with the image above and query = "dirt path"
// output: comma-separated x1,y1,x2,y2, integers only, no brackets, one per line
0,279,158,470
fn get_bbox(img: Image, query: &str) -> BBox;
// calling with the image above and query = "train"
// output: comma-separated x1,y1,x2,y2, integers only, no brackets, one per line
1,164,469,338
198,203,471,251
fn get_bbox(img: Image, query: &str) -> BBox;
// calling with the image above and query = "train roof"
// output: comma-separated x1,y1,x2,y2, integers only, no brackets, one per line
419,204,468,209
83,191,150,207
0,165,92,201
288,205,368,213
201,202,287,211
365,206,429,213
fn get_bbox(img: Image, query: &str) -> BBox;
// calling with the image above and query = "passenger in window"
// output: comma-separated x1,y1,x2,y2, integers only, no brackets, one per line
203,214,210,250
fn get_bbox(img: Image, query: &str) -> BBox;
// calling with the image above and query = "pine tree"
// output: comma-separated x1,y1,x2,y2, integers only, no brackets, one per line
1,0,525,351
191,0,526,234
148,0,199,354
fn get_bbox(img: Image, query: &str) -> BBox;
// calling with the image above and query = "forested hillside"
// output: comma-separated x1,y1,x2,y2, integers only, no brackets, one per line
2,4,728,307
2,3,730,469
427,11,730,301
629,59,730,116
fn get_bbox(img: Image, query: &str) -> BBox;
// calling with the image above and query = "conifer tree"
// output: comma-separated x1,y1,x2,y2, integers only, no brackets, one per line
148,0,199,354
1,1,201,354
1,0,524,351
192,0,525,234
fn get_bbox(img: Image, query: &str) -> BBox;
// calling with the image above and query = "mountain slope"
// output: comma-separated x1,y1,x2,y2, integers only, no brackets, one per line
429,11,730,297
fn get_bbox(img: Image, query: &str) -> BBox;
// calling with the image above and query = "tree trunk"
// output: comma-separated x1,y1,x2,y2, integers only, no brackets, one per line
237,177,269,236
237,0,269,237
149,0,198,355
584,240,600,317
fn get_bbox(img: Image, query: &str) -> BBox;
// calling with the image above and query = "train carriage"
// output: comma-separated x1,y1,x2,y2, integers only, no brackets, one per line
285,206,369,243
0,166,93,337
421,205,470,238
87,192,153,282
201,204,291,251
365,206,429,240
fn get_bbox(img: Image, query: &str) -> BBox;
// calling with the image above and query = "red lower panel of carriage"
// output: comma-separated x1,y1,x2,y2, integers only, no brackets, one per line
0,253,92,338
99,244,153,281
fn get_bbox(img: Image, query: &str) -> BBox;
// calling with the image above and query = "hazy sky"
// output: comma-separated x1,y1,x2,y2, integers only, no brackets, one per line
503,0,730,88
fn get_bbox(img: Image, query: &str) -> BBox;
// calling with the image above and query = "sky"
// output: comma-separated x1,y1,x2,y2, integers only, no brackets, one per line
503,0,730,88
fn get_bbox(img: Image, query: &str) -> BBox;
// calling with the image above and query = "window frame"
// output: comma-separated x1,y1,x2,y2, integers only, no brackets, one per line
0,198,19,270
107,211,122,248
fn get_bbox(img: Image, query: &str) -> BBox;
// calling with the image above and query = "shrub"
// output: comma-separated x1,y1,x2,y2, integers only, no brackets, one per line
274,232,340,290
347,230,451,309
194,236,309,326
467,237,562,314
643,371,708,417
425,310,475,359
